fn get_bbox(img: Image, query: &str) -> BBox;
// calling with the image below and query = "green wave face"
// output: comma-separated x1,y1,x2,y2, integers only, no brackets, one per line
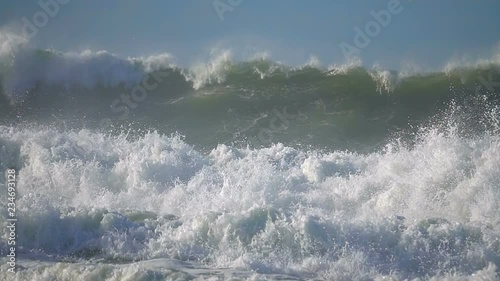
1,50,499,151
1,50,500,281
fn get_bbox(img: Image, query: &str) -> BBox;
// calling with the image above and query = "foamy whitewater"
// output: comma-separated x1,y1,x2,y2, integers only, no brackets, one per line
1,36,500,280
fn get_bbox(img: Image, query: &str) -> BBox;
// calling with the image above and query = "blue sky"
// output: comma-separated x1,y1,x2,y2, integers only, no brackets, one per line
1,0,500,69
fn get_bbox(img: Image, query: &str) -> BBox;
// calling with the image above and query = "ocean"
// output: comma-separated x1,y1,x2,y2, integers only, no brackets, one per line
1,46,500,280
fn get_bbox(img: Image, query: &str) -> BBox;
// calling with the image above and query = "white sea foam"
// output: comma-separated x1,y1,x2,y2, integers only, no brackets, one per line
1,112,499,279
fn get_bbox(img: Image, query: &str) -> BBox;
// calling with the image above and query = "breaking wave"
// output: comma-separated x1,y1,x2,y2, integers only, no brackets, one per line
2,32,500,280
